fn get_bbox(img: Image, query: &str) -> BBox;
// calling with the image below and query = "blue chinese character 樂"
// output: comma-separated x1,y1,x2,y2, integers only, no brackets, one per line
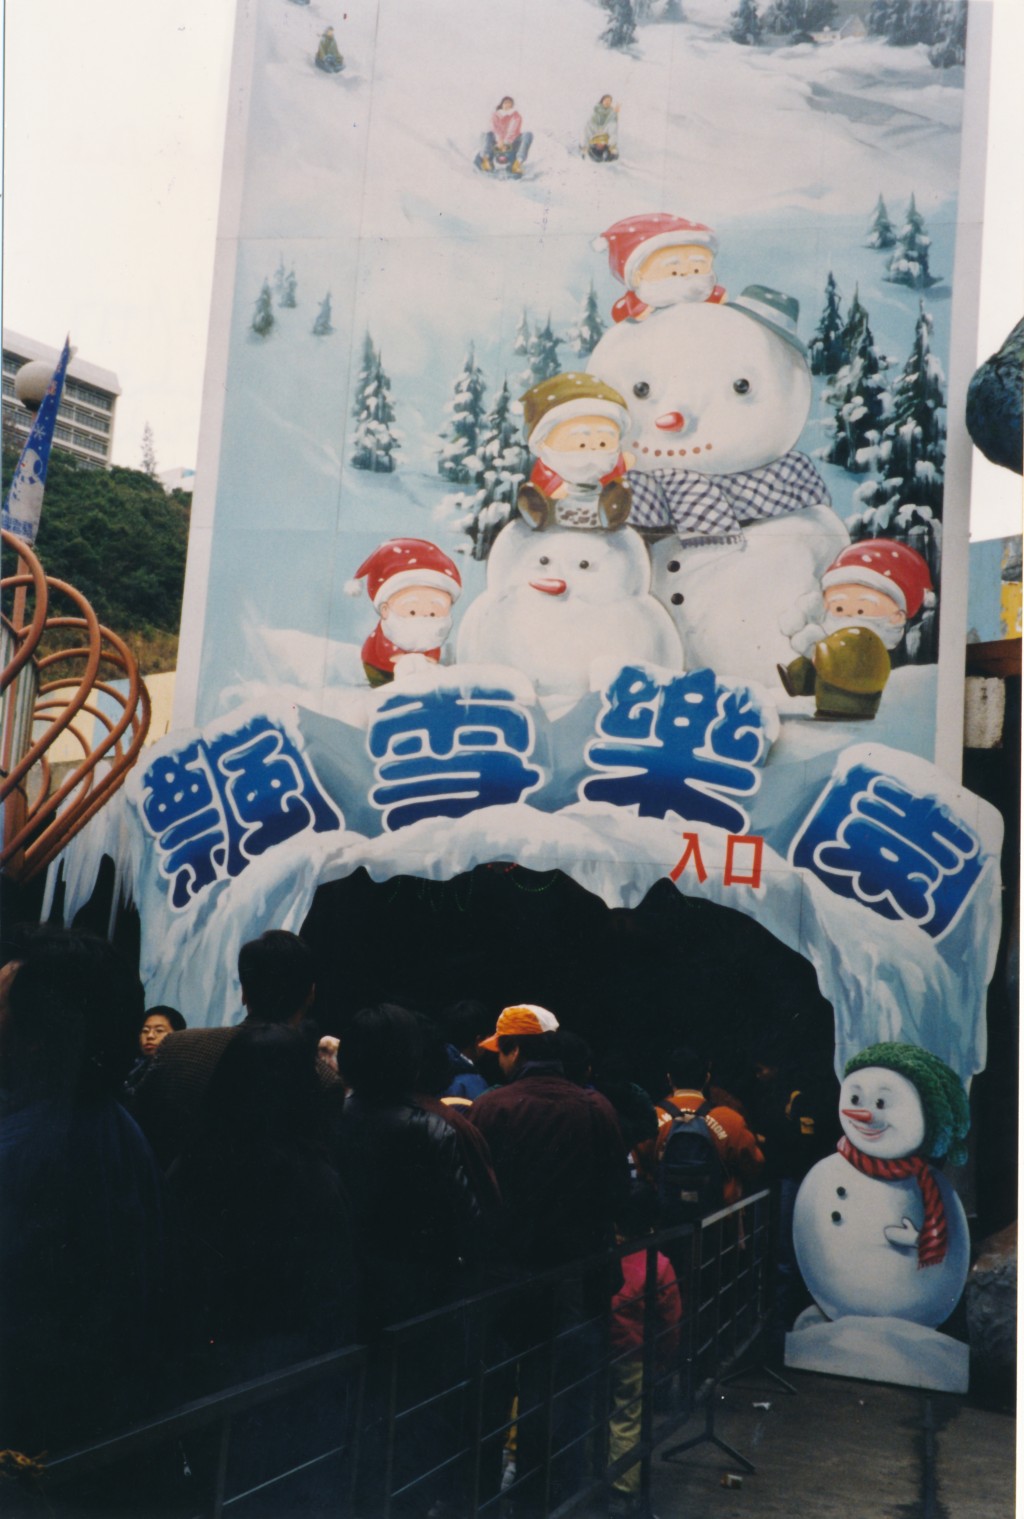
368,685,543,831
790,762,983,939
141,716,341,909
581,666,769,833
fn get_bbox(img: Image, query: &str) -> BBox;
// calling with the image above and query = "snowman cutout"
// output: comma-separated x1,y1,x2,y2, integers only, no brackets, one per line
587,284,850,687
455,518,682,713
788,1041,971,1392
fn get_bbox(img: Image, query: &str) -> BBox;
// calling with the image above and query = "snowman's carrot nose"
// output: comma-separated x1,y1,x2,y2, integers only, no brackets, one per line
655,411,686,431
530,578,567,596
842,1107,872,1123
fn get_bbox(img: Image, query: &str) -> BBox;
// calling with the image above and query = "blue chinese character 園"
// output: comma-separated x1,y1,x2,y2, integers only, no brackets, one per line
368,686,542,831
141,717,341,909
791,763,983,938
581,666,769,833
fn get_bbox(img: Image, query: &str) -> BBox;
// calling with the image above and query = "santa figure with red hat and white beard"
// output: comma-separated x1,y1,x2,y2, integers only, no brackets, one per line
778,539,935,721
348,538,462,686
593,212,726,325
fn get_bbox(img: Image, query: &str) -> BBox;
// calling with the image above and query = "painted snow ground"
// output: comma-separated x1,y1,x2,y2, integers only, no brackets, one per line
196,0,965,723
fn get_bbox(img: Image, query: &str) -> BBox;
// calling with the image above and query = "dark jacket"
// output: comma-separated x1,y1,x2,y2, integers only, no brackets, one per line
336,1093,485,1335
468,1062,629,1272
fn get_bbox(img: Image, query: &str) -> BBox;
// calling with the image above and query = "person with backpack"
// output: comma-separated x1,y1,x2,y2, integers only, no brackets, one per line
653,1046,764,1221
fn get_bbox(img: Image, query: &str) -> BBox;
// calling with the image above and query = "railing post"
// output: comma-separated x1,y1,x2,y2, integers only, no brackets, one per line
210,1416,232,1519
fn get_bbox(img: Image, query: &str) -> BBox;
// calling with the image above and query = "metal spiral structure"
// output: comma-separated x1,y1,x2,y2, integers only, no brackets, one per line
1,528,151,882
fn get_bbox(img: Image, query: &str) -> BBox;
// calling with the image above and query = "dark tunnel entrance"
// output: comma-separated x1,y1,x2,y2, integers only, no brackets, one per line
301,864,837,1093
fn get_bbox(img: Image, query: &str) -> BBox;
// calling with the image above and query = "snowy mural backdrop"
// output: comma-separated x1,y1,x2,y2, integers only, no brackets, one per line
60,0,1001,1392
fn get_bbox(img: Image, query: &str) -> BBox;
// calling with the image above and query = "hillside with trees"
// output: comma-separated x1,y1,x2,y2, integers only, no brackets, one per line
2,446,191,674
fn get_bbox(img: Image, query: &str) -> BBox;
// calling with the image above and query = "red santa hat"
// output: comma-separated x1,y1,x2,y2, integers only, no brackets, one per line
346,537,462,608
592,213,718,289
821,540,934,620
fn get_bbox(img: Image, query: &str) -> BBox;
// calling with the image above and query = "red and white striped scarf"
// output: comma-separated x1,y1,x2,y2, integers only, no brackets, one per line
838,1137,947,1268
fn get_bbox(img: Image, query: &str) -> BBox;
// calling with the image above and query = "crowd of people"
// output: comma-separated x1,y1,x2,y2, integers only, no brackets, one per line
0,923,839,1513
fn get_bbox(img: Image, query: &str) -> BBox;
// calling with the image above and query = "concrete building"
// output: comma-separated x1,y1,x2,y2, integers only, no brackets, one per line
2,328,121,469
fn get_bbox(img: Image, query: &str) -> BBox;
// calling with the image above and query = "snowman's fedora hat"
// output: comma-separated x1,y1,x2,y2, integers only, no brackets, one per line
726,284,807,359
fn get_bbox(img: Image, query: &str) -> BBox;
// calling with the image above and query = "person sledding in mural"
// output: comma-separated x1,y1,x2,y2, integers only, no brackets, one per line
777,540,934,720
582,95,620,161
475,96,533,177
349,538,462,686
516,372,635,531
314,27,344,73
593,213,726,324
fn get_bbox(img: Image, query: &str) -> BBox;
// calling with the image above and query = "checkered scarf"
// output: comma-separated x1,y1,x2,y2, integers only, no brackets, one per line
627,451,830,541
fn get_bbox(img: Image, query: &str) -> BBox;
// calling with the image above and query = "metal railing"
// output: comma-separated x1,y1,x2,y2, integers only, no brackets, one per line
10,1191,771,1518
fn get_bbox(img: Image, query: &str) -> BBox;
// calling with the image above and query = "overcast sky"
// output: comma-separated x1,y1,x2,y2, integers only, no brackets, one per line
3,0,1021,536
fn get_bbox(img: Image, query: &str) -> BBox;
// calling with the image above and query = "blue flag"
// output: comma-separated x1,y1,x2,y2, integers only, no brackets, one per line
2,336,72,546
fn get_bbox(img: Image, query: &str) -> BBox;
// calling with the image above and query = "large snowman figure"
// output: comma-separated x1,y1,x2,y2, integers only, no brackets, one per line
456,519,682,709
588,285,849,687
788,1042,971,1390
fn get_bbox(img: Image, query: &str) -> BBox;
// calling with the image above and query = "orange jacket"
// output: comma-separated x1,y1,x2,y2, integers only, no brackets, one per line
636,1089,764,1207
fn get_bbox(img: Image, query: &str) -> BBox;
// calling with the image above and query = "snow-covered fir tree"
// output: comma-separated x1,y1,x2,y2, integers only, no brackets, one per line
141,423,158,478
870,0,954,48
928,0,966,67
762,0,835,31
570,283,607,358
865,194,897,250
730,0,762,43
437,346,488,484
885,194,939,289
523,317,563,387
279,268,297,308
444,377,531,560
312,293,334,336
855,301,945,526
251,280,275,337
808,271,847,377
602,0,637,50
819,292,891,472
513,309,531,356
273,256,287,299
661,0,684,17
350,337,401,473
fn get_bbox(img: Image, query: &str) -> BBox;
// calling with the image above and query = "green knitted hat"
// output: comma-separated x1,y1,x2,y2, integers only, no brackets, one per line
843,1042,970,1165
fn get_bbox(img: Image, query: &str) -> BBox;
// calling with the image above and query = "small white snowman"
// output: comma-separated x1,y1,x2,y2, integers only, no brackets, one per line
793,1042,971,1332
455,518,682,710
588,285,850,687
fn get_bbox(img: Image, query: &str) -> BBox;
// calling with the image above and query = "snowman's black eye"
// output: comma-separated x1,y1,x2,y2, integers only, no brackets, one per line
733,378,751,394
633,382,650,399
671,593,684,605
667,560,681,573
850,1094,861,1105
876,1099,886,1110
578,560,590,569
539,556,550,566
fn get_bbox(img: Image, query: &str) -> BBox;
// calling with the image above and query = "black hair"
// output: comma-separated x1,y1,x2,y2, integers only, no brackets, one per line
237,930,314,1024
141,1005,187,1033
340,1003,423,1099
4,926,144,1099
415,1014,456,1097
496,1031,560,1065
441,999,493,1051
667,1044,707,1091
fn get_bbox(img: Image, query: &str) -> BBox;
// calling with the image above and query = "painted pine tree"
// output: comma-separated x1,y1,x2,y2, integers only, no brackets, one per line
571,284,607,358
279,268,298,308
602,0,637,49
885,194,939,289
438,346,488,483
865,194,897,250
251,280,275,337
730,0,762,43
928,0,966,67
524,317,562,387
350,337,401,472
819,291,892,472
312,293,334,336
808,271,847,377
513,309,531,356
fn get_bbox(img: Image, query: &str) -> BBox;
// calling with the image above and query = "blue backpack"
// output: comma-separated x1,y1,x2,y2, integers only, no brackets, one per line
657,1098,726,1223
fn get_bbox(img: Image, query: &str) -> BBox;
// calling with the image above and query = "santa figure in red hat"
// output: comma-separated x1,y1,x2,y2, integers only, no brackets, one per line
348,538,462,686
778,539,934,720
593,212,726,324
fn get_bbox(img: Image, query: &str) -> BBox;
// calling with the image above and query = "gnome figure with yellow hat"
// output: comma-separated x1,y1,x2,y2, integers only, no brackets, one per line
516,372,635,531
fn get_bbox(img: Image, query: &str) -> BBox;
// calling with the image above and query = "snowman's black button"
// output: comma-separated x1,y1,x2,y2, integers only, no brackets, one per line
667,560,681,573
671,593,684,605
836,1187,847,1198
831,1211,842,1224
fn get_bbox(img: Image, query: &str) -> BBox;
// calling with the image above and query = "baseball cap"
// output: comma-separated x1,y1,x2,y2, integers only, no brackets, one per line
479,1004,560,1052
